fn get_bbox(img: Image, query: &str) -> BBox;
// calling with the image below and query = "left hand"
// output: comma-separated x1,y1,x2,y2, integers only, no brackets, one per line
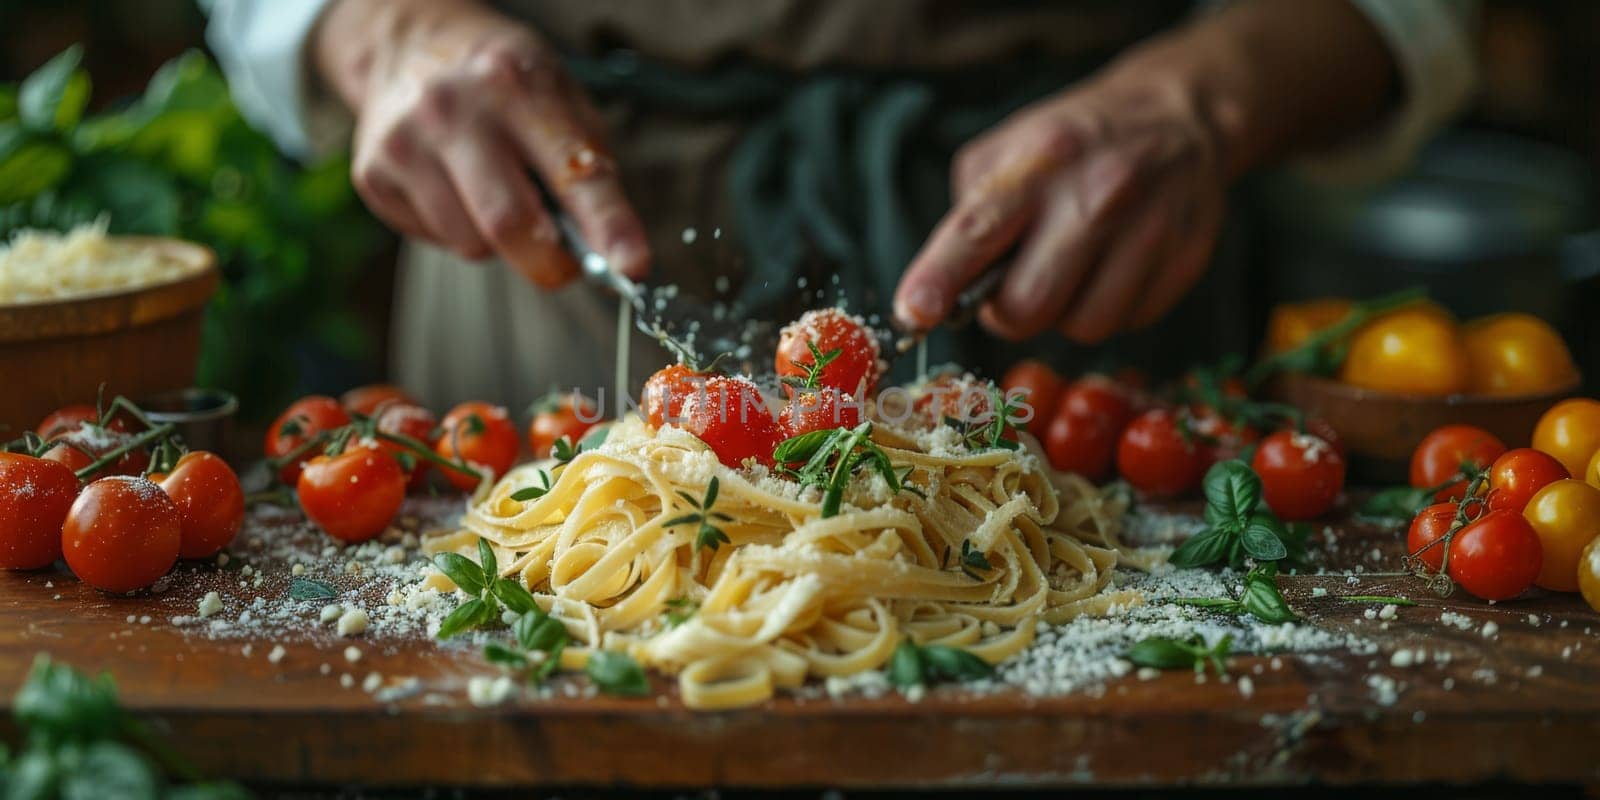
894,75,1226,343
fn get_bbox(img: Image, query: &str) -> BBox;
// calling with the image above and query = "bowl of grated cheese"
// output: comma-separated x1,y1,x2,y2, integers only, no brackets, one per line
0,223,219,432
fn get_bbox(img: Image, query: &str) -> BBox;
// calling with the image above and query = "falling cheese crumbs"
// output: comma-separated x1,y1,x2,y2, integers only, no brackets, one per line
197,591,223,618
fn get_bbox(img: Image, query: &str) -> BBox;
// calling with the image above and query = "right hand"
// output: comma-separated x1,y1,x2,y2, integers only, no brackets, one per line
314,0,650,287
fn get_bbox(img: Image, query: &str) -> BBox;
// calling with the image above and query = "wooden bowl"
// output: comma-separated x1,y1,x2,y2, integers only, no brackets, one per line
0,237,219,434
1271,372,1580,482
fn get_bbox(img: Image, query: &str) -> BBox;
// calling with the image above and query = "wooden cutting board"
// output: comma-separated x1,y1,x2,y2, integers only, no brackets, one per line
1,498,1597,789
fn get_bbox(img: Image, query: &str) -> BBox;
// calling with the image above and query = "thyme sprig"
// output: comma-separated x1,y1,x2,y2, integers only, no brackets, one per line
664,476,734,553
772,422,919,518
779,339,842,391
943,386,1022,452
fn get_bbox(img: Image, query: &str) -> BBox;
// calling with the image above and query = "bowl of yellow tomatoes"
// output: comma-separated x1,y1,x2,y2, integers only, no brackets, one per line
1262,293,1581,474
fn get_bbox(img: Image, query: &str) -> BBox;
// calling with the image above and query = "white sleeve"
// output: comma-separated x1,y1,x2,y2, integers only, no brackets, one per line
1294,0,1480,182
202,0,351,161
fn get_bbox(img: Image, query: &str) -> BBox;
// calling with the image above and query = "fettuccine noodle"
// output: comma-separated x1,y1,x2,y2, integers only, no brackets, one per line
424,414,1145,709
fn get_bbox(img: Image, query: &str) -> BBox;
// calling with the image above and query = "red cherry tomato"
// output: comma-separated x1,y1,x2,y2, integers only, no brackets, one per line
1044,410,1115,481
528,395,600,458
679,376,782,468
435,402,519,491
297,448,407,543
1116,409,1206,498
1057,376,1136,436
1407,502,1458,572
1000,360,1065,437
340,384,416,417
913,374,995,424
36,404,98,439
1409,425,1507,502
41,427,150,478
374,403,439,488
1485,447,1570,512
781,388,863,437
0,453,80,569
642,364,712,429
1188,408,1260,466
152,451,244,560
264,396,351,485
775,308,882,398
1446,508,1543,601
62,476,181,592
1252,430,1345,521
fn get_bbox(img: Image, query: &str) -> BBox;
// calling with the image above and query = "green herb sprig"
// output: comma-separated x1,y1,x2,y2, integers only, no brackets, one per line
483,606,569,685
779,340,842,391
664,476,734,553
433,538,540,639
772,422,919,518
585,651,650,696
664,597,699,628
1169,460,1303,569
1125,634,1232,676
943,386,1022,452
1170,562,1297,624
885,638,994,688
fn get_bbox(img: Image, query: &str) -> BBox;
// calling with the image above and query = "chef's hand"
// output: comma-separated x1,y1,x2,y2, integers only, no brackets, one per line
313,0,649,287
894,0,1395,342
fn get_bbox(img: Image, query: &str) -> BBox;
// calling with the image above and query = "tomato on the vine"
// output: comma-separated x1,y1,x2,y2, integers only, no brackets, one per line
37,404,105,439
1406,502,1458,572
41,427,150,478
679,376,782,468
1521,478,1600,592
1252,431,1345,521
264,396,351,485
1486,448,1569,512
297,448,407,543
1409,424,1506,501
781,388,862,437
434,402,519,491
1057,376,1135,436
1116,409,1206,498
1044,409,1115,481
643,363,710,429
152,451,244,560
1000,360,1065,437
528,394,600,459
0,453,80,569
341,384,416,417
1188,408,1259,466
1532,398,1600,477
775,308,882,398
913,374,994,425
1446,508,1543,601
1265,298,1353,355
374,403,439,488
62,476,181,593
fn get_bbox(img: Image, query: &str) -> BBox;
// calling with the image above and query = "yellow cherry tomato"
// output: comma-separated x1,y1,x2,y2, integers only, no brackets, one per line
1339,307,1468,396
1585,448,1600,492
1532,398,1600,476
1580,537,1600,613
1522,478,1600,592
1461,313,1578,396
1265,298,1353,355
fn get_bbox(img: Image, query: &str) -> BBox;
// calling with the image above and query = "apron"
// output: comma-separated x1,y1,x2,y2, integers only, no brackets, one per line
391,0,1216,413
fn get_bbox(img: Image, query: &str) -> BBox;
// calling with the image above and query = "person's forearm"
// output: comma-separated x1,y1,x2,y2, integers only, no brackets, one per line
1096,0,1397,180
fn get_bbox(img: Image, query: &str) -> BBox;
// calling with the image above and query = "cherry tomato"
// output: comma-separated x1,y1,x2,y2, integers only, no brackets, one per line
1406,502,1458,572
913,374,995,425
435,402,519,491
340,384,416,417
1000,360,1065,437
1409,424,1506,501
643,363,710,429
1058,376,1135,436
1579,537,1600,614
1299,417,1346,458
1265,298,1353,355
775,308,882,398
152,451,244,560
1116,409,1206,498
297,448,407,543
1446,508,1543,601
264,396,351,485
1188,408,1259,466
0,453,79,569
781,388,863,437
528,394,600,459
62,476,181,593
1486,448,1569,512
1044,410,1115,481
1585,448,1600,492
36,404,98,439
1461,313,1578,396
1252,431,1345,521
374,403,439,488
41,427,150,478
1521,479,1600,592
1532,398,1600,477
679,376,782,468
1339,306,1468,396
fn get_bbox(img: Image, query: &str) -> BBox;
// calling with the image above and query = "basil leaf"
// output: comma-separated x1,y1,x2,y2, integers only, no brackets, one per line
490,578,539,615
577,424,610,451
1168,529,1229,568
1125,637,1201,670
1203,460,1261,528
512,609,546,650
772,428,837,464
1241,574,1297,624
509,486,547,502
287,578,337,601
920,645,992,682
586,651,649,697
483,643,528,668
59,741,159,800
19,46,88,132
477,539,499,583
1170,597,1244,612
1240,511,1289,562
1359,486,1434,520
14,658,122,740
885,639,925,688
519,617,568,653
436,598,486,640
432,553,487,596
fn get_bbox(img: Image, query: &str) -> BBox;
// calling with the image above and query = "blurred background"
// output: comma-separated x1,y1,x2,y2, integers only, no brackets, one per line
1,0,1597,420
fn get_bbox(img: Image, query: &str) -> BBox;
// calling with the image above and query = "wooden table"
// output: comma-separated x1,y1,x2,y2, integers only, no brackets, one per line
2,499,1597,790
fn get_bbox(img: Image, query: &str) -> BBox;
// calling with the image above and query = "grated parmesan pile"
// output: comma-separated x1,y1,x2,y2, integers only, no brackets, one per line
0,221,200,304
